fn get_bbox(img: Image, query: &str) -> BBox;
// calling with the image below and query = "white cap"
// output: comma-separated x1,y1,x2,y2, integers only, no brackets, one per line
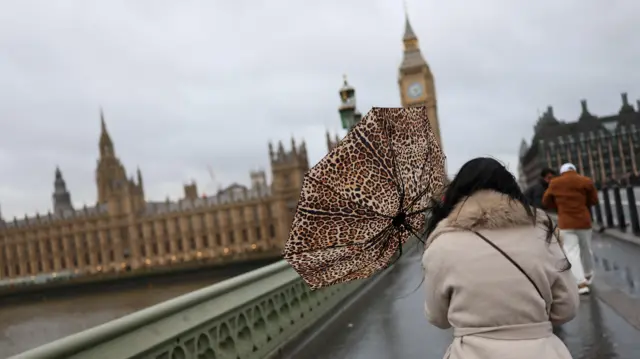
560,163,576,174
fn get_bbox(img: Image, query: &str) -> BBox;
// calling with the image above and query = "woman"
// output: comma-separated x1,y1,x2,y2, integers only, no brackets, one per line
422,157,578,359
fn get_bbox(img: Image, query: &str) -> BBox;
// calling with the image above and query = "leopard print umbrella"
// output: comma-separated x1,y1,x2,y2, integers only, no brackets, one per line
283,107,446,290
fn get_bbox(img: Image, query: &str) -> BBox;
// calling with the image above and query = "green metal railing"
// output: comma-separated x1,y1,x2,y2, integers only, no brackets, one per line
10,260,369,359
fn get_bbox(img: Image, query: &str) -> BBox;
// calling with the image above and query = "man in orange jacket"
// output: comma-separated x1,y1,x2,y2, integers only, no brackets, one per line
542,163,598,294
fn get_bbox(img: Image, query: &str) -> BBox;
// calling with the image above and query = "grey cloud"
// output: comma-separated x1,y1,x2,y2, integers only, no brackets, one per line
0,0,639,217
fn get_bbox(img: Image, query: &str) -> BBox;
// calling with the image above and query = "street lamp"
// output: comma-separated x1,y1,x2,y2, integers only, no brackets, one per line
338,75,362,132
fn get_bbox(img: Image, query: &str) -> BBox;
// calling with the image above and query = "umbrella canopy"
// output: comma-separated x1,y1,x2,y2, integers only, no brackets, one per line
283,107,446,290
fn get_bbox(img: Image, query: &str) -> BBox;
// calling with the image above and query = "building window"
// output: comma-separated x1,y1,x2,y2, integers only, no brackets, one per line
242,229,248,242
190,237,196,250
68,237,76,253
229,231,235,243
215,234,222,246
269,225,275,239
255,227,262,240
120,228,129,243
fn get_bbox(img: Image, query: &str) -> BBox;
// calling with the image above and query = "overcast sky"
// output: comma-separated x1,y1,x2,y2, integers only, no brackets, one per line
0,0,638,218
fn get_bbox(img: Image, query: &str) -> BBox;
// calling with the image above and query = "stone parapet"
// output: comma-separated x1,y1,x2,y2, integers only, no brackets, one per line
10,260,369,359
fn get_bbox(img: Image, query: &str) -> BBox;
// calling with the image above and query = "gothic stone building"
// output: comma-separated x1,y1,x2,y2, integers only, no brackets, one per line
0,114,308,281
519,93,640,189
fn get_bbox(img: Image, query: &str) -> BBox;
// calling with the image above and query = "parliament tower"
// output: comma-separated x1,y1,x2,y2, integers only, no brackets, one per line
398,12,442,147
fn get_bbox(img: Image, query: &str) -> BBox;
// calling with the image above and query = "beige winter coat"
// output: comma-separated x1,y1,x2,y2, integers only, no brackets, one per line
423,190,579,359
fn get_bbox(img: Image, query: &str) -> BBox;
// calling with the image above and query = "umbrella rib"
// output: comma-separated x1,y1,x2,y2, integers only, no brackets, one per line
385,225,422,267
364,224,395,249
297,206,382,219
405,224,426,244
383,117,405,211
285,223,395,256
307,176,393,219
404,185,436,215
402,122,446,215
352,127,399,189
285,242,354,257
290,226,396,286
325,227,397,287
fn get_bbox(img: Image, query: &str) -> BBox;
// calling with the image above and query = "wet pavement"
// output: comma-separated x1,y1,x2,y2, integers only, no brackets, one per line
286,235,640,359
592,233,640,299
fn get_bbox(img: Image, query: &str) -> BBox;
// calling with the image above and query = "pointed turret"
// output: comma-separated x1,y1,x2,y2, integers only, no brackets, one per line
402,12,417,42
534,105,560,133
268,141,275,161
578,99,596,121
619,92,635,114
277,140,285,159
399,10,426,69
99,108,115,157
52,166,73,214
137,167,144,191
300,139,307,155
326,130,334,151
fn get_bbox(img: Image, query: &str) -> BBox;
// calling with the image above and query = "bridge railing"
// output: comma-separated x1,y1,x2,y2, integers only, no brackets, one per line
10,259,368,359
594,186,640,234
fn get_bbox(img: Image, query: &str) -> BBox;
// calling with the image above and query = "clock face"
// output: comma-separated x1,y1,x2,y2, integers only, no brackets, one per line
407,82,423,99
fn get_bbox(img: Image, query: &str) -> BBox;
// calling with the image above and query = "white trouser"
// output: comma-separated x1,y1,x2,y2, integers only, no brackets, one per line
559,229,587,284
576,229,594,277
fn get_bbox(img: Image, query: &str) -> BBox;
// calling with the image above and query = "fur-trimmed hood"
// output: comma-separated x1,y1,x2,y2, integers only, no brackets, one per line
426,190,549,246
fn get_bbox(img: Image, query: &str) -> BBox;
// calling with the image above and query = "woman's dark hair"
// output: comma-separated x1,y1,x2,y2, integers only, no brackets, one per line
423,157,570,271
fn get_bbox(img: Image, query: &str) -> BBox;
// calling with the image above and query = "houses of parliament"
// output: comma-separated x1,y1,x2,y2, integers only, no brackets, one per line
0,13,440,281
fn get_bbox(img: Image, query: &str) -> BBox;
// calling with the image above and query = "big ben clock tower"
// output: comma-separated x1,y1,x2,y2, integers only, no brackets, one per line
398,13,442,147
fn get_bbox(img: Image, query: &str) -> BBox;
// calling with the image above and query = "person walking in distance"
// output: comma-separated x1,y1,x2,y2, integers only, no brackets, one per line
543,163,598,294
525,168,557,209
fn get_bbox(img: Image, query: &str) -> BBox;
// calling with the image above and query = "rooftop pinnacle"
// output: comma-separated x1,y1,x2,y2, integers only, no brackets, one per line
403,16,416,41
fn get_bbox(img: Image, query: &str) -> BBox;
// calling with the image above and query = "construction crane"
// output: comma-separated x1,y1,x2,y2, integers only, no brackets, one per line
204,165,217,196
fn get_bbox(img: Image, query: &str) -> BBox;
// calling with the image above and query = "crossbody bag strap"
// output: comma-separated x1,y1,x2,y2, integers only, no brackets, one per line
470,230,547,307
